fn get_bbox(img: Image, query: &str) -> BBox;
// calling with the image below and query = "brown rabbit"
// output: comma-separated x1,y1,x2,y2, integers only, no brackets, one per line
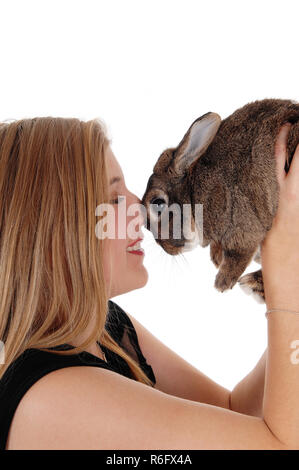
141,99,299,302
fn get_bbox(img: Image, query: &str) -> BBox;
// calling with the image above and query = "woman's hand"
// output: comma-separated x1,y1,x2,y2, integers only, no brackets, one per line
261,123,299,309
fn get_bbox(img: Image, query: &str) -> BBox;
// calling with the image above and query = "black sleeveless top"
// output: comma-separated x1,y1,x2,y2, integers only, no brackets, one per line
0,300,156,450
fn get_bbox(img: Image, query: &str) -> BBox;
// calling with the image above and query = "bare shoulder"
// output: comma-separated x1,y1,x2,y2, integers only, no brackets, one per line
6,366,116,450
6,365,289,450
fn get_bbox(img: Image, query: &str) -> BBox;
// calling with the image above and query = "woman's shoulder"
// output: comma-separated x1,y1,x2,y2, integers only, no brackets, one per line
6,355,286,450
6,362,165,449
6,364,115,449
5,301,155,449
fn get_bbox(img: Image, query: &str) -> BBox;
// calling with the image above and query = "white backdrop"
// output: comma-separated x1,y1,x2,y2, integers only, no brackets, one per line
1,0,298,390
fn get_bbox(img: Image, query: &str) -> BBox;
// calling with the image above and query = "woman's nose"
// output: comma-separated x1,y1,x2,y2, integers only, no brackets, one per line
129,193,146,227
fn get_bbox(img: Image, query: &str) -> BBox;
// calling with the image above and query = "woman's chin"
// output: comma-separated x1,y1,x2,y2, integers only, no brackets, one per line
126,267,149,294
109,266,148,298
139,267,149,287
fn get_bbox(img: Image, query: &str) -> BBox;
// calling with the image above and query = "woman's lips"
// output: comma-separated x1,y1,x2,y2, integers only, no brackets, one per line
126,238,145,255
127,237,143,248
127,249,145,256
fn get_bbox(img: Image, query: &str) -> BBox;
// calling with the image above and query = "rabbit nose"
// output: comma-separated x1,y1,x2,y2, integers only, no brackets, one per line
143,216,150,230
143,214,152,232
133,201,147,231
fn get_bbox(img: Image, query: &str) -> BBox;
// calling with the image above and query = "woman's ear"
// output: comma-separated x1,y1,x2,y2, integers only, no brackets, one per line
172,112,221,176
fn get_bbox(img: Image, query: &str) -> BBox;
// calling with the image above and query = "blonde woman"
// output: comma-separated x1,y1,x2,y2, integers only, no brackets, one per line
0,118,298,450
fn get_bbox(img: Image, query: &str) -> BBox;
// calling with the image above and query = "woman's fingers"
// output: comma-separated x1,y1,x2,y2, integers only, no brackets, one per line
274,123,292,187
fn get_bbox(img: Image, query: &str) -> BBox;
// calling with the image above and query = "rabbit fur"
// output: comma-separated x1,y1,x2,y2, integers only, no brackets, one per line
141,99,299,302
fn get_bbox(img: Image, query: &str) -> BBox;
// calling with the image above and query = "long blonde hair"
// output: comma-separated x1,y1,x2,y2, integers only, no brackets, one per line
0,116,154,386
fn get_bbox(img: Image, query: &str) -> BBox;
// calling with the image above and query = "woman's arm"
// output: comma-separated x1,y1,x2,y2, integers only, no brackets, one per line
229,124,299,422
259,123,299,447
230,349,266,417
129,307,267,417
9,357,288,450
232,125,299,446
126,311,231,408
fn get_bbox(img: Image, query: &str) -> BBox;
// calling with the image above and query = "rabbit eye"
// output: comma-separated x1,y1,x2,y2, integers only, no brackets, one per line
150,197,167,213
151,197,167,213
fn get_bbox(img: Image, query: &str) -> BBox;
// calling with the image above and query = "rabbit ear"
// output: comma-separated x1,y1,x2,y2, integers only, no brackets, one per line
172,112,221,176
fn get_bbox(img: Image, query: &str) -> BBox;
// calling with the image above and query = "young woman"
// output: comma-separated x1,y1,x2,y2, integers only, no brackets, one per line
0,117,298,449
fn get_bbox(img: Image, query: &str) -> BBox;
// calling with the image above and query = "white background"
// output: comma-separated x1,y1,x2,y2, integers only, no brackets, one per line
1,0,298,390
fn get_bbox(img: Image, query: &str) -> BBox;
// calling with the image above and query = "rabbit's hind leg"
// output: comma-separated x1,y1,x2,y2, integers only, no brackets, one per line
210,240,223,268
238,269,265,303
214,248,256,293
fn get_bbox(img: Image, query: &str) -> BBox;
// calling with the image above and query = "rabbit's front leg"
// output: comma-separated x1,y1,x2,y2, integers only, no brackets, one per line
210,241,223,268
214,248,256,292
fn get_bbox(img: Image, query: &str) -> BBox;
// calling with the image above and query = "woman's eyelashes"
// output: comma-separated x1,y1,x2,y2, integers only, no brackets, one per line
110,195,125,204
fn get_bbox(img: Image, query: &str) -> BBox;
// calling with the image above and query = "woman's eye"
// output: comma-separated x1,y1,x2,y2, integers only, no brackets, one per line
110,195,125,204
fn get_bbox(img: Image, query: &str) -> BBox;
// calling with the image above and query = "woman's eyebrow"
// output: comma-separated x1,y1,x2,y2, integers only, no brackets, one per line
109,176,122,185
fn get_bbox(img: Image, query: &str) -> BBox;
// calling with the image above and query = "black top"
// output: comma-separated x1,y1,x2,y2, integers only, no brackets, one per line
0,300,156,450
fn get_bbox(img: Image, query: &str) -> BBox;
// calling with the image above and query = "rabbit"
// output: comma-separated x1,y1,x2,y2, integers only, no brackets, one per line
141,98,299,303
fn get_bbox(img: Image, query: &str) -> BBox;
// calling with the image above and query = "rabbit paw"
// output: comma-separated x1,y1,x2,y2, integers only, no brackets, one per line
214,271,239,292
238,270,265,303
214,248,256,293
210,241,223,268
